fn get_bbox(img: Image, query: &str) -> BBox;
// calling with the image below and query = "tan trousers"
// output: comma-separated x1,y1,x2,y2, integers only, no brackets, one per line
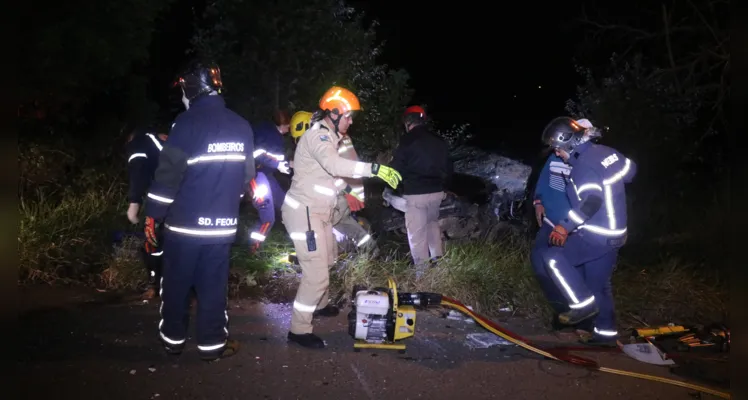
331,194,372,255
404,192,445,266
281,202,335,334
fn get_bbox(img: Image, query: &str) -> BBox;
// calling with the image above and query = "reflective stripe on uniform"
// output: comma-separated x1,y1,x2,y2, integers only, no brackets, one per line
250,232,266,242
147,192,174,204
197,308,229,352
594,327,618,336
314,185,335,196
158,276,185,345
146,133,164,151
356,234,371,247
254,149,284,161
164,224,237,237
293,300,317,313
353,162,366,176
198,342,226,351
548,259,595,309
187,154,246,165
128,153,147,162
284,195,300,209
289,231,318,241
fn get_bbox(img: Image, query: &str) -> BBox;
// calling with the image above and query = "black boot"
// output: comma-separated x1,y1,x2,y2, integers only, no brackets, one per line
159,336,185,356
579,331,618,347
199,339,241,361
551,314,575,332
558,304,600,326
313,305,339,317
288,332,325,349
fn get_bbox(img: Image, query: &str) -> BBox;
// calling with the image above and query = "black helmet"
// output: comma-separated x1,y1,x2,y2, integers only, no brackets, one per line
175,60,223,101
541,116,587,153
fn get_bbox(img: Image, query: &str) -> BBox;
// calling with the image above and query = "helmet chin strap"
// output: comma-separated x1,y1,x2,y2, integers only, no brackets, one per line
181,89,190,110
327,111,342,139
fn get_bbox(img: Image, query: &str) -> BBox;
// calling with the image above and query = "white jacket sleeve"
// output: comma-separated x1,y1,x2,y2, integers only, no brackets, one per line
306,129,373,179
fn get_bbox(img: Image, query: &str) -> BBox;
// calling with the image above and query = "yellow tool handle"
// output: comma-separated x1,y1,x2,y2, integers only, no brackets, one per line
636,326,687,337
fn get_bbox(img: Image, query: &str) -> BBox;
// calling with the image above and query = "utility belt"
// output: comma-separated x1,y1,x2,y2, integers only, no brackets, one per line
577,229,628,248
607,233,627,247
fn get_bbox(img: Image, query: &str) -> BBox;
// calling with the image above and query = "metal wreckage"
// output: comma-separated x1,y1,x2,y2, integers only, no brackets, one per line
335,145,533,249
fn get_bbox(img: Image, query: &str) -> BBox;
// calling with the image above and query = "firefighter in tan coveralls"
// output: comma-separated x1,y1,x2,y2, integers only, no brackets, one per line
282,86,402,349
290,111,374,257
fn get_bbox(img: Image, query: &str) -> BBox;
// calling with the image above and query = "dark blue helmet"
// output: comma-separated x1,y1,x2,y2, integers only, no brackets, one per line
175,60,224,101
541,116,587,153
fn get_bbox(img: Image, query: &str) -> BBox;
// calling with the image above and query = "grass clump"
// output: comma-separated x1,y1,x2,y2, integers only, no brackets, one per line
324,230,728,328
611,258,728,326
227,226,298,297
331,231,548,318
330,231,550,320
19,166,130,285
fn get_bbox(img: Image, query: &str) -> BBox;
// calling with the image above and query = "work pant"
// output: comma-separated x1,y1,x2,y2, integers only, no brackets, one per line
140,218,164,289
141,247,163,288
249,171,286,249
331,194,373,255
404,192,445,266
281,202,334,334
540,233,619,337
159,235,231,357
530,223,568,315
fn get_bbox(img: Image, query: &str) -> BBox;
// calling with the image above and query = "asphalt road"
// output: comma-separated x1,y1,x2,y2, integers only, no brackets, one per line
19,286,725,400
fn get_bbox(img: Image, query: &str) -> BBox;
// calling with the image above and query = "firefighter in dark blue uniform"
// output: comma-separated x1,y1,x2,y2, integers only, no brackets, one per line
530,119,601,331
248,111,291,253
539,116,637,345
125,125,168,300
144,60,255,361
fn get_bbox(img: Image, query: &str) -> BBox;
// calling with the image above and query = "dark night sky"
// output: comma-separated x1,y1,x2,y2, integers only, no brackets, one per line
348,1,587,157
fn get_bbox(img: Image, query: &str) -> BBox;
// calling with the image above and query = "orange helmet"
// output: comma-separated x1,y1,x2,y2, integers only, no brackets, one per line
319,86,361,115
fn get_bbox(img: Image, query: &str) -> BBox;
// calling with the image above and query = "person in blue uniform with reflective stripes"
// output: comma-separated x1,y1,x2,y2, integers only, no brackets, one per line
539,116,637,345
143,60,256,361
125,124,169,300
247,111,291,253
531,119,600,330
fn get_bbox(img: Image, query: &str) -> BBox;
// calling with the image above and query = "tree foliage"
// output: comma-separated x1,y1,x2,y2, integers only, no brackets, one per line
189,0,414,159
572,0,728,131
565,0,728,254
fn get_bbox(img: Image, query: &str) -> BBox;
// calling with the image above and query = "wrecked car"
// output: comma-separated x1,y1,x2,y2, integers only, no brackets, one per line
371,145,533,240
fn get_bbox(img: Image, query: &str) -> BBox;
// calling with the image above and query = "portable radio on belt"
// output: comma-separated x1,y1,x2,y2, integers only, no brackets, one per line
305,206,316,251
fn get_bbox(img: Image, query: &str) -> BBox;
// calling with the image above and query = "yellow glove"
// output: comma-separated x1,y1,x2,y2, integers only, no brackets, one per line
371,163,402,189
